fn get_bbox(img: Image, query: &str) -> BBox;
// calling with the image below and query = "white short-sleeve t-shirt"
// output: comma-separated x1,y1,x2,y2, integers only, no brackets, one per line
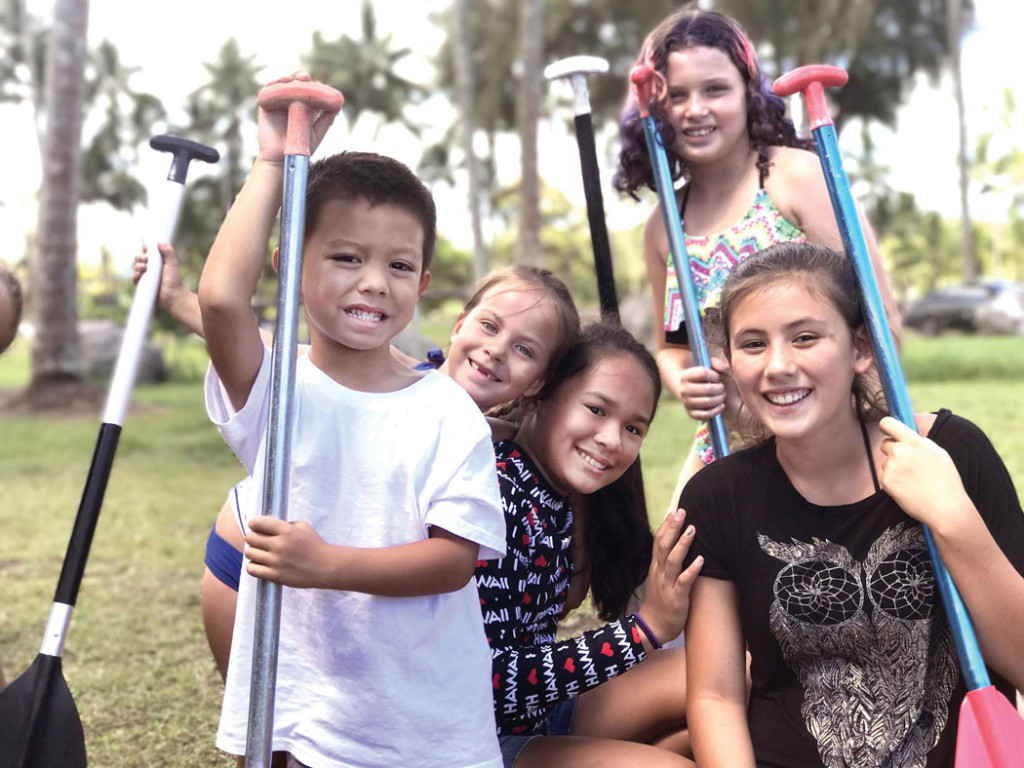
208,349,505,768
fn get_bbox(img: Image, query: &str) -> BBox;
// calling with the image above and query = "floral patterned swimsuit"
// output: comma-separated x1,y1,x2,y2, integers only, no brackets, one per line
664,180,806,464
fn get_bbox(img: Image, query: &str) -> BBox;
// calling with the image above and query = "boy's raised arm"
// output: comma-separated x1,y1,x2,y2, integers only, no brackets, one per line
198,155,283,411
198,75,338,411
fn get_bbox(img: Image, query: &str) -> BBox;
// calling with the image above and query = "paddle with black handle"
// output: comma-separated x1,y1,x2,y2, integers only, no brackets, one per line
544,55,620,323
774,64,1024,768
243,79,344,768
630,64,730,461
0,135,219,768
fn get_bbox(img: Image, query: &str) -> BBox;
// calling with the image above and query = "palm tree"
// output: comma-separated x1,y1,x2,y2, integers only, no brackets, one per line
302,0,425,139
452,0,489,280
29,0,89,398
947,0,977,282
517,0,544,266
80,39,166,211
186,38,264,213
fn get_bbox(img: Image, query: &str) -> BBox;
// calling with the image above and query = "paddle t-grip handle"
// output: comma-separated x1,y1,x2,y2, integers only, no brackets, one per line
629,65,656,119
257,80,344,157
149,134,220,183
544,55,609,117
773,65,848,131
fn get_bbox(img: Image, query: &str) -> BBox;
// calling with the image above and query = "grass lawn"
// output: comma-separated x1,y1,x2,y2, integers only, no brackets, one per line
0,332,1022,766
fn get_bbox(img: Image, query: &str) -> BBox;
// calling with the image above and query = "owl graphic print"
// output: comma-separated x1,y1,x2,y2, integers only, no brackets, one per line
759,523,957,767
679,411,1024,768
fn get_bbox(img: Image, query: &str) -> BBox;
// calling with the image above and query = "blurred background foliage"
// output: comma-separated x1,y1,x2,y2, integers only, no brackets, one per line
4,0,1024,373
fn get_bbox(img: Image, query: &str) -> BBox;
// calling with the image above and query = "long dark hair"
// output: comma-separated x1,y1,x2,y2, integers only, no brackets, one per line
614,9,813,198
533,323,660,620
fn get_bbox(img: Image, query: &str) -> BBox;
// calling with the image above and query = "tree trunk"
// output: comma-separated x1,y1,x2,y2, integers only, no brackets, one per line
454,0,489,281
948,0,977,282
517,0,544,266
29,0,89,395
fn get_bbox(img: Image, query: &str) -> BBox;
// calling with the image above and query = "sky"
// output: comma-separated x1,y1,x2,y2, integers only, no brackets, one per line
1,0,1022,274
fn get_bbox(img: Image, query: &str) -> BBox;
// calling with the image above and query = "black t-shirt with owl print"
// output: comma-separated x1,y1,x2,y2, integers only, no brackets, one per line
476,440,648,736
681,410,1024,768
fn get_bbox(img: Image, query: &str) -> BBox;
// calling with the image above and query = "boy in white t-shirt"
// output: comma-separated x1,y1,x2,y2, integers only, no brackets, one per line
198,75,506,768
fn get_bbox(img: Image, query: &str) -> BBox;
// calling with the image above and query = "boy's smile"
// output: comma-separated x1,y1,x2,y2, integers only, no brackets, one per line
300,198,429,362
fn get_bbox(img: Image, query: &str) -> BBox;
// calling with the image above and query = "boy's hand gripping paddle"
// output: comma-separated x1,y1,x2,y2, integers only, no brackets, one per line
545,55,620,322
244,79,343,768
774,64,1024,768
630,64,730,460
0,135,219,768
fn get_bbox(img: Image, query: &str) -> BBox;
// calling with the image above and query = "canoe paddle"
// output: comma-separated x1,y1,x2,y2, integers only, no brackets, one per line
544,55,620,323
630,63,730,461
774,64,1024,768
0,135,218,768
243,78,344,768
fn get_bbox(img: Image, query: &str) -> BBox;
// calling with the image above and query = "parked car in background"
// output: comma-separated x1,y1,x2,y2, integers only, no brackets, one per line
975,282,1024,335
903,282,1024,335
903,284,997,335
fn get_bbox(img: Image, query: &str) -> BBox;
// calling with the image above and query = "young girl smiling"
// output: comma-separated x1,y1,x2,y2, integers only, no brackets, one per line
615,9,901,489
681,242,1024,767
483,323,701,768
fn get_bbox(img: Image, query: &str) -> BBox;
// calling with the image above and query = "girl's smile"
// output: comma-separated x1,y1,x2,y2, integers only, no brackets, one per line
516,354,656,497
728,279,873,445
665,46,749,166
443,283,557,411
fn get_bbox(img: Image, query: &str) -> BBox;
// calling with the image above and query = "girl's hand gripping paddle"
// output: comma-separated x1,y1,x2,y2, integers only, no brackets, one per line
774,64,1024,768
244,79,343,768
0,135,218,768
630,64,730,460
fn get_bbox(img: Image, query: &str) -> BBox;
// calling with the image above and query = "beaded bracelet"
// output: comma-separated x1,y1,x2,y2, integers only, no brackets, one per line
632,613,663,650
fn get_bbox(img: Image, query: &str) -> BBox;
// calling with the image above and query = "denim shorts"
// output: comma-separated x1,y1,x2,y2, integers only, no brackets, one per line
498,698,577,768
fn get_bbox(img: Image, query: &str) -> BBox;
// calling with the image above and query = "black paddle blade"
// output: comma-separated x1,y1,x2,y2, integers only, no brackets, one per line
0,654,87,768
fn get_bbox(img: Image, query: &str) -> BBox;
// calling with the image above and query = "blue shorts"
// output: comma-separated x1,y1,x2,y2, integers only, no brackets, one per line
498,698,577,768
204,524,243,591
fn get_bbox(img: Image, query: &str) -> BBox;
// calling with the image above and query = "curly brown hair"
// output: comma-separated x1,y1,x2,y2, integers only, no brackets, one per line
614,9,813,199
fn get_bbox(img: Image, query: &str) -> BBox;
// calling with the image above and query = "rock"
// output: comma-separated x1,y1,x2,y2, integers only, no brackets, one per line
79,319,167,384
618,290,655,350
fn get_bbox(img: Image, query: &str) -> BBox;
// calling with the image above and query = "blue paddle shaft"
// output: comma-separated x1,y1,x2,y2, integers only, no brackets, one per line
640,117,730,459
812,122,989,691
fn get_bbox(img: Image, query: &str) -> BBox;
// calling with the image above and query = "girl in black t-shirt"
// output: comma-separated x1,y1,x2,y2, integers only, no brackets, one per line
682,242,1024,767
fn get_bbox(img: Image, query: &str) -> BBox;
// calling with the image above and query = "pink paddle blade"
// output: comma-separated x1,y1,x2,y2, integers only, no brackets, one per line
955,686,1024,768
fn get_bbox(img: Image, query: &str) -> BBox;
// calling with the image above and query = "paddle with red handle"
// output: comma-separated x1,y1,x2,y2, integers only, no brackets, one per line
0,135,219,768
774,64,1024,768
630,63,730,460
244,78,343,768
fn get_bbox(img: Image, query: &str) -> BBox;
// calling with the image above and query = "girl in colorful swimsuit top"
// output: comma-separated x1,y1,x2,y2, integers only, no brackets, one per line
614,8,901,496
